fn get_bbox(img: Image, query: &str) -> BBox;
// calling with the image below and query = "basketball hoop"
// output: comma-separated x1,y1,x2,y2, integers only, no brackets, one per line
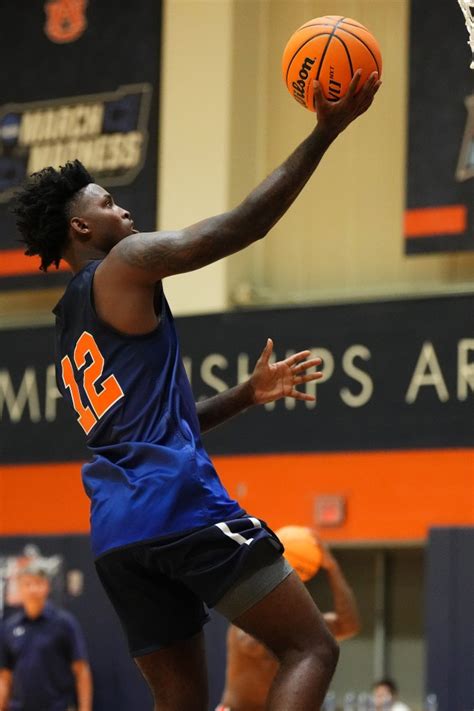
458,0,474,68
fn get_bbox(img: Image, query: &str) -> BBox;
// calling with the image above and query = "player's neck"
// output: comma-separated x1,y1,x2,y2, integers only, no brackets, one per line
23,600,46,619
63,244,107,274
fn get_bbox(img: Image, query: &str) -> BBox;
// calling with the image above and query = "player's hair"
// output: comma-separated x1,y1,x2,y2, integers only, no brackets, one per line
373,678,398,695
11,160,94,272
17,561,51,580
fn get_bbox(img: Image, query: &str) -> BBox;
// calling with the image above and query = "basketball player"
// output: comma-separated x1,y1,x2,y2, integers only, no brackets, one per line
218,534,360,711
13,72,380,711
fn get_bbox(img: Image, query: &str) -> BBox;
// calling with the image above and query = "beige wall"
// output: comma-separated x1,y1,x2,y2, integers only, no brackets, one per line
2,0,473,325
162,0,474,313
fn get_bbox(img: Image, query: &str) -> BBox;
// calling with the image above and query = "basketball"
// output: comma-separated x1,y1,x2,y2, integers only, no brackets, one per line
282,16,382,111
276,525,323,582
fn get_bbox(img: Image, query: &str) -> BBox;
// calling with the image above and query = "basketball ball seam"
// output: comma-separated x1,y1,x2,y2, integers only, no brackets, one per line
315,17,347,82
297,22,338,29
285,32,332,85
338,19,366,29
330,34,354,77
338,26,381,75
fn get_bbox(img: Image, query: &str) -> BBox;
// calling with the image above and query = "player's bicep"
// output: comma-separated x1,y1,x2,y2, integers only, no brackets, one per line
108,209,243,284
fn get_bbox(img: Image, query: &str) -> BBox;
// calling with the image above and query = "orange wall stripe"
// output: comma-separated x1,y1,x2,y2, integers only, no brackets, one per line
0,462,89,534
214,449,474,542
0,249,69,277
404,205,467,238
0,450,472,541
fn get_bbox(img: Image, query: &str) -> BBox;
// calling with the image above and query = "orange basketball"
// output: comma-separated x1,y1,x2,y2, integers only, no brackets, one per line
282,15,382,111
276,525,323,582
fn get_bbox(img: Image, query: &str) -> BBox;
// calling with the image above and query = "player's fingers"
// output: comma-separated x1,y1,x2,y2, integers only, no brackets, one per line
290,389,316,402
259,338,273,364
294,372,323,385
285,350,311,366
358,71,379,100
344,68,362,100
355,77,381,115
293,357,322,372
312,80,326,111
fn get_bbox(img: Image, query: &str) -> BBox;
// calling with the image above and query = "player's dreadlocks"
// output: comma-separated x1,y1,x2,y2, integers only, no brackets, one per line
11,160,94,271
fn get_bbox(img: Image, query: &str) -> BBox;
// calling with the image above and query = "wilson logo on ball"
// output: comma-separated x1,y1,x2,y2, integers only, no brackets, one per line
292,57,316,106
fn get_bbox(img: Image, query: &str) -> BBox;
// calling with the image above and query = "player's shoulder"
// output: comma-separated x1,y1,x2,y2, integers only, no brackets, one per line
47,603,80,629
1,611,23,632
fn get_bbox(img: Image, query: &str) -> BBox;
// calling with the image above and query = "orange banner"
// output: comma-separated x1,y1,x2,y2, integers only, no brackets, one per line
404,205,467,238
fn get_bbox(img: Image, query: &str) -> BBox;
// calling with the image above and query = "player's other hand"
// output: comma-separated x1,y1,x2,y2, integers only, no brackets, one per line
314,69,381,137
249,338,323,406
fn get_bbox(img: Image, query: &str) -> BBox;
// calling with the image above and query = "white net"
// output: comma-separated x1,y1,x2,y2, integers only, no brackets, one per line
458,0,474,68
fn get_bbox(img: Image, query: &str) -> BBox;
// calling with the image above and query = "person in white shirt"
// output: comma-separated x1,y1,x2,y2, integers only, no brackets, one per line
372,678,411,711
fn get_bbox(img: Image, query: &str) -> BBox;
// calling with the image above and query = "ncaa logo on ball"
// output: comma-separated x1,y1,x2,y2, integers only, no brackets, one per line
292,57,316,107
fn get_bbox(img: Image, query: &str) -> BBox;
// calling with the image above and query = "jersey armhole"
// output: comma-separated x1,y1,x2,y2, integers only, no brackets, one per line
89,262,164,340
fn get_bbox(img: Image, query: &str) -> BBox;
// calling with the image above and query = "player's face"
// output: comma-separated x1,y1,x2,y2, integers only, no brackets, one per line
72,183,138,252
373,685,393,708
18,574,50,607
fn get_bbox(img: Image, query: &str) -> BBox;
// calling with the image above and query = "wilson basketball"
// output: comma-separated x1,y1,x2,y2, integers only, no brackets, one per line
276,525,323,582
282,15,382,111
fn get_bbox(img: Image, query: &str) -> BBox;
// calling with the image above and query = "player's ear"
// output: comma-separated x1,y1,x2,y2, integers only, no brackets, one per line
70,216,91,237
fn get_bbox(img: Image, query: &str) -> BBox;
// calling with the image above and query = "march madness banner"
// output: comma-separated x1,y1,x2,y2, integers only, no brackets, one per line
405,0,474,254
0,0,161,289
0,295,472,464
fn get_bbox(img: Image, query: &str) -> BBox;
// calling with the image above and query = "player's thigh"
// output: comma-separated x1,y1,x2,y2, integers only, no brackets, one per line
135,630,208,710
232,570,336,661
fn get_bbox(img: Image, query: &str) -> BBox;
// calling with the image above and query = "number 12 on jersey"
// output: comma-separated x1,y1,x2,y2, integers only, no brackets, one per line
61,331,124,434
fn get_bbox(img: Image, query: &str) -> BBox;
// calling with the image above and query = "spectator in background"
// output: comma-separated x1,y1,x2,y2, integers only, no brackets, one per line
372,678,411,711
0,562,92,711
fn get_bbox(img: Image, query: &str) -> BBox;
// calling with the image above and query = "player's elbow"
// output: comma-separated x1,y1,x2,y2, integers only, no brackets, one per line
335,618,361,642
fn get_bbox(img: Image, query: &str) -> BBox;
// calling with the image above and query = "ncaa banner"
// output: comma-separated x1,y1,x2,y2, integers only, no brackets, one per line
0,294,472,464
0,0,161,289
405,0,474,254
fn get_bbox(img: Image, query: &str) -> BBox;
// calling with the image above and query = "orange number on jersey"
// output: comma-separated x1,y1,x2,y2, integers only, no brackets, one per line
74,332,124,418
61,355,97,435
61,331,124,434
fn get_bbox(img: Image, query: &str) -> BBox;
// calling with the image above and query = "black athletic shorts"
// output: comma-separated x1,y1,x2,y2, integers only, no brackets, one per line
94,515,284,657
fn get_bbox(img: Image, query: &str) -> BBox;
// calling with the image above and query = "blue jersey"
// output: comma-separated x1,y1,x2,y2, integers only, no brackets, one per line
53,261,244,558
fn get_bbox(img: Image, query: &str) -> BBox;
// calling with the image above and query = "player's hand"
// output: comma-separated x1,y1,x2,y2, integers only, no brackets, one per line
314,69,381,136
249,338,323,405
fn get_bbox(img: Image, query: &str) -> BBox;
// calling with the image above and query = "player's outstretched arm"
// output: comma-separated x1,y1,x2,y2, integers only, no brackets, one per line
197,338,322,433
320,543,361,641
106,71,380,285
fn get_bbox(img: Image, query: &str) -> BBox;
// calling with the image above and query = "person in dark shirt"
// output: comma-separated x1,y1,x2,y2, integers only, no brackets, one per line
0,562,92,711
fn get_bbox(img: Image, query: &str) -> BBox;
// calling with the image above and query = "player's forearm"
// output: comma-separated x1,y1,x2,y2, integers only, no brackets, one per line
75,665,93,711
0,673,12,711
326,559,361,640
196,381,255,433
231,124,338,243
